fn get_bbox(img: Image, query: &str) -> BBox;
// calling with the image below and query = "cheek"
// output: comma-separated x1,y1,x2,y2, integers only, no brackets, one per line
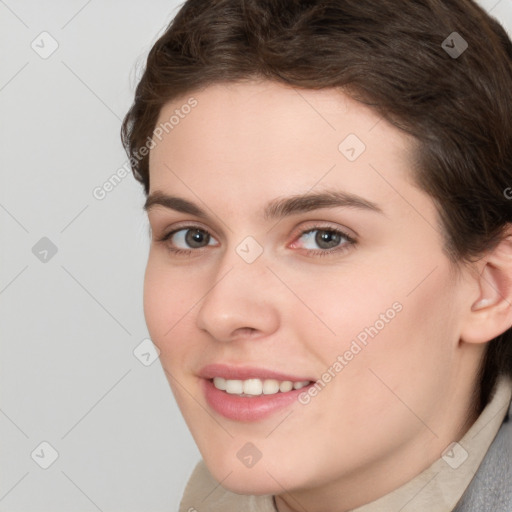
303,254,459,399
290,262,400,345
286,267,459,465
142,254,198,355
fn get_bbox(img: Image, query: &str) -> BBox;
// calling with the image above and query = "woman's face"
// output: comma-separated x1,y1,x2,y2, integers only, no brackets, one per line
144,81,482,507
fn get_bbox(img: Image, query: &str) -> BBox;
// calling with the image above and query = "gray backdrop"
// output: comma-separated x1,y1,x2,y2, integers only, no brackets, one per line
1,1,511,510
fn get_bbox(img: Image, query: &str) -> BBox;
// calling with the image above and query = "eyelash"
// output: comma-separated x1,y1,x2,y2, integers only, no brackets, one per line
155,224,357,258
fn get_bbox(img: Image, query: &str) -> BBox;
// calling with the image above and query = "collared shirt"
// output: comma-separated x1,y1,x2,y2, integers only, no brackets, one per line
179,374,512,512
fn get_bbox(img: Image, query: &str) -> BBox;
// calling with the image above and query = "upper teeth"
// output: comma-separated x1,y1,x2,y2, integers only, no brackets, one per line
213,377,310,396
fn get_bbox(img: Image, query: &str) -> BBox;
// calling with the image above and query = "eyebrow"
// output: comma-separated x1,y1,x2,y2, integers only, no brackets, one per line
144,190,383,221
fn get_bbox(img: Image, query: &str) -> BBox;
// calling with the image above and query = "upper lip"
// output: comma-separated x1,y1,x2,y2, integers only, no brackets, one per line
199,363,314,382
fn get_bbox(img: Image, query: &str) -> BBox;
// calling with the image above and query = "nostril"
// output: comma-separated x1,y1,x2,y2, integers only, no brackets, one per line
236,327,257,337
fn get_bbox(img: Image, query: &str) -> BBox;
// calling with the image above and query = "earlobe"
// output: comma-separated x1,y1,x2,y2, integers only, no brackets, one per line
461,232,512,345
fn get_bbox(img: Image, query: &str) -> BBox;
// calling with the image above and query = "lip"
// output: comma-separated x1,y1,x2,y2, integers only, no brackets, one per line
199,363,316,422
199,363,315,382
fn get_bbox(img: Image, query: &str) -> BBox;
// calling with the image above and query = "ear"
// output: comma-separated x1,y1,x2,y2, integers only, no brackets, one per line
460,230,512,345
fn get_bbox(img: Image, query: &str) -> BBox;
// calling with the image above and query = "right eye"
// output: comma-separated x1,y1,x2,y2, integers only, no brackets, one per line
158,226,219,255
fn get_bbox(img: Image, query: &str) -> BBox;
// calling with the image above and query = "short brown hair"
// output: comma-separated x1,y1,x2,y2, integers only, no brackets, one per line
121,0,512,412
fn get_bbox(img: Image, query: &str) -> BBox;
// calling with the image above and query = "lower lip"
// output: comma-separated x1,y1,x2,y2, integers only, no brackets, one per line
202,379,313,422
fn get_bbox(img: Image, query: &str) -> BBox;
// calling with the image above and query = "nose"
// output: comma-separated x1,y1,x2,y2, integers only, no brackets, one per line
195,252,280,343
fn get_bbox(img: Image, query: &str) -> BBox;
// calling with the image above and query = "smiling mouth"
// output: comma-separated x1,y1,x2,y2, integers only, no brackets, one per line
211,377,312,396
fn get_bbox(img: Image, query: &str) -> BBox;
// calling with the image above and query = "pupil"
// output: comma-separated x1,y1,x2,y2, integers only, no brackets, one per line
316,230,340,249
186,229,208,248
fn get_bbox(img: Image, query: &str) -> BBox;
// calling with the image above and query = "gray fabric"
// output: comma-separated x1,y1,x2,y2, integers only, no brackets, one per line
453,400,512,512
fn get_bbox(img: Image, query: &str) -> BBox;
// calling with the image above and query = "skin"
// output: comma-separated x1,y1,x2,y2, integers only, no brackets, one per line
143,80,495,512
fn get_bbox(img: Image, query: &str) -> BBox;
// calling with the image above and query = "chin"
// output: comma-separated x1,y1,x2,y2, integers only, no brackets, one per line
219,472,281,495
202,454,287,495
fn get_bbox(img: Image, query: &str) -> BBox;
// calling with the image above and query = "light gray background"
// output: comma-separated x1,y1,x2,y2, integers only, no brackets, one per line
1,1,511,511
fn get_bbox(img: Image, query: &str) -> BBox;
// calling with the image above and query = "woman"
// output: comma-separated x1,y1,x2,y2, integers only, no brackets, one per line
121,1,512,510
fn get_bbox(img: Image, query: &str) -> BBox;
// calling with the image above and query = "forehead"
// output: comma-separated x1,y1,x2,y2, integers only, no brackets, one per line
151,81,395,154
148,81,418,213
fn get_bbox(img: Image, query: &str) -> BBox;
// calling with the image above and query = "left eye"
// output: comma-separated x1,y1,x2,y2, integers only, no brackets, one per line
294,228,353,251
